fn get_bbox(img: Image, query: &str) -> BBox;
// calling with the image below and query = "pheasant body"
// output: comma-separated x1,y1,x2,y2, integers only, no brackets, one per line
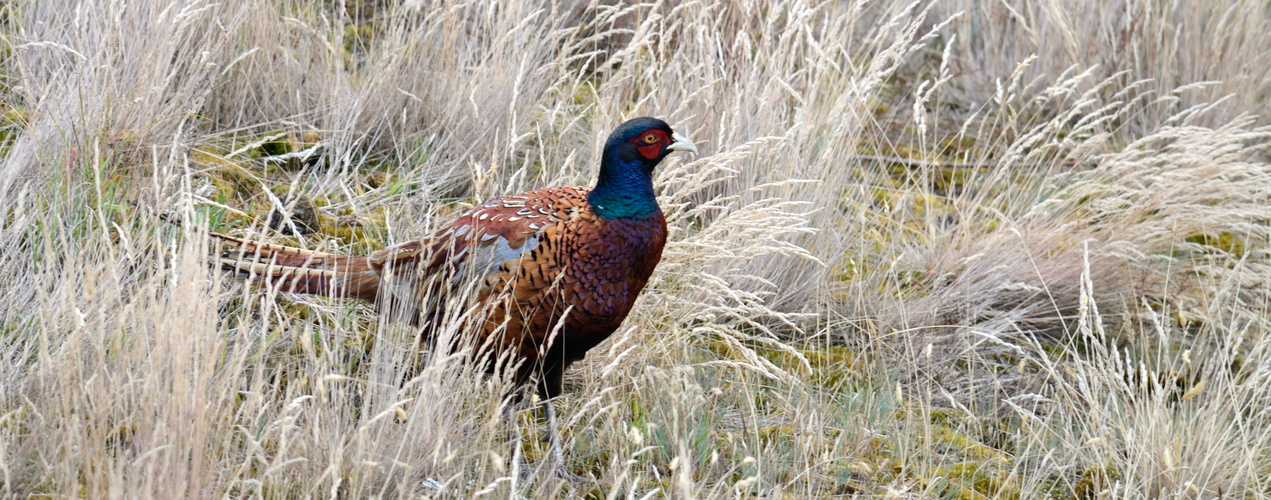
216,117,694,400
402,185,669,397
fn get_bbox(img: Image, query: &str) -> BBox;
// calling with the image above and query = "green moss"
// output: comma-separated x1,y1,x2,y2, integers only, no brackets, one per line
1184,232,1246,256
1068,464,1122,499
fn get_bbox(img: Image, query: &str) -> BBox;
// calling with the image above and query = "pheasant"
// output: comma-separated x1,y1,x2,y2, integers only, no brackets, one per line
213,117,697,479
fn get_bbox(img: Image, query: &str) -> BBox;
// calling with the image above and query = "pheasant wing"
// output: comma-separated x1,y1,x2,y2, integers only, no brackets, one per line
369,187,588,328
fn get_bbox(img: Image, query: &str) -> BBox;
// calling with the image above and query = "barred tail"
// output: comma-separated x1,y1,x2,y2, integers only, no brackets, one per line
213,232,381,300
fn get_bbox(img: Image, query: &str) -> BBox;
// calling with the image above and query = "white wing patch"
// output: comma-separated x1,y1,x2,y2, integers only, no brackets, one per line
452,230,542,286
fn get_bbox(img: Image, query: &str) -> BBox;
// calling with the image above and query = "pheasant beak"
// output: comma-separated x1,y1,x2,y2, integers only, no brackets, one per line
666,131,699,155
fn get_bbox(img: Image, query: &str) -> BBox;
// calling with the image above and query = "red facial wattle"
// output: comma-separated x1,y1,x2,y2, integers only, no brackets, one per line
630,129,670,160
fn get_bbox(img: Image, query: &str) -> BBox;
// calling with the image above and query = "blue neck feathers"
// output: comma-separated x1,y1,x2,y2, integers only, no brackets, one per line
588,151,659,219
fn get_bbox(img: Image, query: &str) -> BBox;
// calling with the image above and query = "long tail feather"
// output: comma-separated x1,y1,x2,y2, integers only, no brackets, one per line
140,203,384,300
213,232,381,300
214,232,342,268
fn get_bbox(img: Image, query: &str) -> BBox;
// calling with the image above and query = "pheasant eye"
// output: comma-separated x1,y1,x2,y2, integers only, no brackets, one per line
643,134,658,144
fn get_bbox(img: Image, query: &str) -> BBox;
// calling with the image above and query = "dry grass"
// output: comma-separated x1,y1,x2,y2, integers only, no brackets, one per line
2,0,1271,498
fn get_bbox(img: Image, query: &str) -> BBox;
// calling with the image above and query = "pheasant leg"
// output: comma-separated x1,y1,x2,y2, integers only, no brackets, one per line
542,399,592,484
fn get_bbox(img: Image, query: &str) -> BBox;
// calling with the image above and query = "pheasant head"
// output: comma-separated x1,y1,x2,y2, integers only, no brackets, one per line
588,117,698,219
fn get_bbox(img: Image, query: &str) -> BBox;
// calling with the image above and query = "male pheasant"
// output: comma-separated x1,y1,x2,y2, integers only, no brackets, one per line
213,117,696,478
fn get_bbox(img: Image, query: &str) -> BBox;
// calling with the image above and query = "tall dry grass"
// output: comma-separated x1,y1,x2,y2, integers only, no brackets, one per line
2,0,1270,497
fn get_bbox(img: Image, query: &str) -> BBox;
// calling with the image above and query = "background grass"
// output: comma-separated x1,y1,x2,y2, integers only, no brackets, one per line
2,0,1271,498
